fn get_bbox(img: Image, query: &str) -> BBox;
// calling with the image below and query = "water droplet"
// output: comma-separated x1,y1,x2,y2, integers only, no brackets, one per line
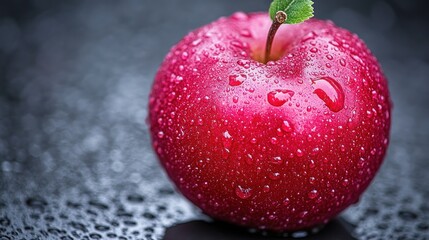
308,190,318,199
229,74,247,86
281,120,293,132
232,96,239,103
269,172,281,180
309,159,315,168
157,131,164,139
240,29,252,38
312,77,345,112
246,154,254,165
310,47,318,53
270,137,278,145
283,198,290,206
296,149,304,157
271,156,283,165
267,89,295,107
222,131,233,149
358,157,365,168
235,185,252,199
326,54,333,60
351,54,365,66
342,179,349,186
231,40,245,49
191,39,202,46
299,211,309,218
237,59,251,69
340,59,346,66
181,51,189,60
231,12,249,20
263,185,270,193
329,40,340,47
302,31,317,42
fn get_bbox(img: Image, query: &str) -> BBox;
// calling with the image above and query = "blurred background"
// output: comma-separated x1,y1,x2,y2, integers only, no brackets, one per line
0,0,428,239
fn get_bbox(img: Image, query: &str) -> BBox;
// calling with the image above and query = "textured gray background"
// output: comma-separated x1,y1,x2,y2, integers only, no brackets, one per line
0,0,428,239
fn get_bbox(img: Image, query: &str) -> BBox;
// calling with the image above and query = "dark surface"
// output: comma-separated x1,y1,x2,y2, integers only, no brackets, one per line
0,0,428,239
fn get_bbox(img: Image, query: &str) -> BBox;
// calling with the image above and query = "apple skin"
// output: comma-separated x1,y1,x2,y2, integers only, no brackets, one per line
149,12,391,231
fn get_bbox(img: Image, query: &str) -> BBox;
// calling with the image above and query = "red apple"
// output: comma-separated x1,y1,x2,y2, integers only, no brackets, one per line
149,12,391,231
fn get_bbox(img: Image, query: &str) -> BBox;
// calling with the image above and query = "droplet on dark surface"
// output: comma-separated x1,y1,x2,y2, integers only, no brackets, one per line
126,194,145,203
89,233,103,239
88,200,109,211
69,221,88,232
312,77,345,112
25,197,47,209
95,224,110,231
123,220,137,226
143,212,156,220
158,188,175,195
66,201,82,209
0,217,10,227
398,210,418,221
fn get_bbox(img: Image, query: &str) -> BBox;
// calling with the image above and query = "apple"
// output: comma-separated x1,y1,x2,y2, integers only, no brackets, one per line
149,8,391,232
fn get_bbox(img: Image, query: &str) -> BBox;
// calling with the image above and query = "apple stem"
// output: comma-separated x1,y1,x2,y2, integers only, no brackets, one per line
264,11,287,64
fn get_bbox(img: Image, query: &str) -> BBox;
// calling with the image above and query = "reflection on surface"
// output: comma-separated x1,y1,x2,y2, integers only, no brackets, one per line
163,218,356,240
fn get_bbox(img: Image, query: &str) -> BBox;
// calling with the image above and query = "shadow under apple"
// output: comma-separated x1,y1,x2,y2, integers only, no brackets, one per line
163,218,356,240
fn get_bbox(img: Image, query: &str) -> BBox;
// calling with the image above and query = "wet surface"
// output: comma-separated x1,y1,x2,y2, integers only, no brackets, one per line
0,0,428,239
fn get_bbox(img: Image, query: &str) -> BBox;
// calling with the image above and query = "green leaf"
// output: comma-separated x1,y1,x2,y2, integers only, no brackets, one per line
269,0,314,24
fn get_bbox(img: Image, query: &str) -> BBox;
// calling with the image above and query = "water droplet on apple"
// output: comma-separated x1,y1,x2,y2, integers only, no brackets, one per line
231,40,245,49
181,51,189,60
222,131,233,149
309,160,315,168
232,96,239,103
231,12,248,21
283,198,290,206
240,29,252,38
296,149,303,157
229,74,247,86
271,156,283,165
340,59,346,66
302,31,317,42
191,39,202,46
237,60,250,69
329,40,340,47
246,154,254,165
270,137,278,145
312,77,345,112
310,47,318,53
308,190,318,199
235,185,252,199
351,54,365,66
281,120,293,133
326,54,333,60
263,185,270,193
267,89,295,107
269,172,281,180
157,131,164,139
358,157,365,168
299,211,309,218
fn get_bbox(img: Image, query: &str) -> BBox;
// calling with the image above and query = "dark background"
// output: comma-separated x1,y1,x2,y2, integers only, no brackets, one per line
0,0,428,239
